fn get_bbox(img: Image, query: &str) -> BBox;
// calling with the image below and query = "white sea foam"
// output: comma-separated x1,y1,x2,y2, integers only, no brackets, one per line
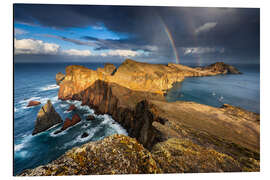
61,126,101,149
14,134,32,152
102,114,128,135
14,144,24,152
39,84,59,91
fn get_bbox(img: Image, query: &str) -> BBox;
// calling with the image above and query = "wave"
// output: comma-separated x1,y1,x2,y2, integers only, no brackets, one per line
39,84,59,91
101,114,128,135
14,134,32,152
61,126,102,149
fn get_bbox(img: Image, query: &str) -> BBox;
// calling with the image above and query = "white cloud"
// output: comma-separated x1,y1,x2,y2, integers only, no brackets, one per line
61,49,92,57
14,38,60,55
183,47,225,55
100,49,143,57
144,45,158,52
195,22,217,34
15,28,27,35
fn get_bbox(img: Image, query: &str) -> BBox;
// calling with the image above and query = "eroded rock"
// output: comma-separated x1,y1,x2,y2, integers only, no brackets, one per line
56,72,65,85
32,100,62,135
27,100,41,107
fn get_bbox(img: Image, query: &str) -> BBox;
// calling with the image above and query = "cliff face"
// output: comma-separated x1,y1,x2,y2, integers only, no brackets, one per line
58,59,241,100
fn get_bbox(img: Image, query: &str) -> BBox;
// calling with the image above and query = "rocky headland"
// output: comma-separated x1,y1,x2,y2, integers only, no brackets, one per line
21,59,259,175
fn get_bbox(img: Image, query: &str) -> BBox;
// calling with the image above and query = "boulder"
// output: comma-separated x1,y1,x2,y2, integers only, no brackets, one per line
81,132,89,138
32,100,63,135
67,104,76,111
56,72,65,85
86,115,95,121
27,100,41,107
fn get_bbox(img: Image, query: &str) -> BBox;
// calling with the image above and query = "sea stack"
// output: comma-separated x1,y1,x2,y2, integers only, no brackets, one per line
32,100,63,135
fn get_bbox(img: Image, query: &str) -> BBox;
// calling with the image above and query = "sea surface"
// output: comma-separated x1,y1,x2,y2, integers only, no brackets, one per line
14,62,260,175
166,63,260,113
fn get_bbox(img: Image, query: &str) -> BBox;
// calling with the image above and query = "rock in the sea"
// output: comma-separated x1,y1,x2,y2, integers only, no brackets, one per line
56,72,65,85
27,100,41,107
32,100,63,135
67,104,76,111
81,132,89,138
61,114,81,131
86,115,95,121
61,118,72,131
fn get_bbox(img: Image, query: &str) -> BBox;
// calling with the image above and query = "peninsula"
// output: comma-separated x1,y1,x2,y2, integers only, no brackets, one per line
20,59,259,175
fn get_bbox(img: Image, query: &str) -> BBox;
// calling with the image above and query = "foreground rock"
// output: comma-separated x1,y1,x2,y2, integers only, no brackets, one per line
55,72,65,85
19,134,248,176
58,59,242,99
19,134,161,175
27,100,41,107
32,100,63,135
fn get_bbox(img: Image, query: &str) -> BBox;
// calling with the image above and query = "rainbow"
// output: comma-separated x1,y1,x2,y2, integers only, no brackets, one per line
157,14,180,64
163,25,180,64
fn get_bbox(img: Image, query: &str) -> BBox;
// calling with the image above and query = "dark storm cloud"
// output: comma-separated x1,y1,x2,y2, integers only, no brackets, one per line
14,4,259,63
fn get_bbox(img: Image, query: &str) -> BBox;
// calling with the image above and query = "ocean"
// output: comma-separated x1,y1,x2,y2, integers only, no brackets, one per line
13,62,260,175
166,63,260,113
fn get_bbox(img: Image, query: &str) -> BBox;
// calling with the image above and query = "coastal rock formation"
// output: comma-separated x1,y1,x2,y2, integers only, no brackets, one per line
32,100,63,135
29,59,259,175
19,134,246,176
58,59,242,100
55,72,65,85
19,134,161,176
62,79,260,171
196,62,241,74
61,114,81,131
97,63,117,75
151,138,241,173
67,104,76,111
27,100,41,107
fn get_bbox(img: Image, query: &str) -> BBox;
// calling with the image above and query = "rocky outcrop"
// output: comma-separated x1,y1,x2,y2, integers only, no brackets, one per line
19,134,161,176
61,114,81,131
97,63,117,75
55,72,65,85
32,100,63,135
27,100,41,107
196,62,241,74
58,59,242,100
67,104,76,111
20,134,249,176
151,138,242,173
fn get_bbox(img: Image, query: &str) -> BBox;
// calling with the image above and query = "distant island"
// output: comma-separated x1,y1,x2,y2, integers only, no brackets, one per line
19,59,259,175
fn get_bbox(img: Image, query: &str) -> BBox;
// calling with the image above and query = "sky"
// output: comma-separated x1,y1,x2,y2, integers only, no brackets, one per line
14,4,260,65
